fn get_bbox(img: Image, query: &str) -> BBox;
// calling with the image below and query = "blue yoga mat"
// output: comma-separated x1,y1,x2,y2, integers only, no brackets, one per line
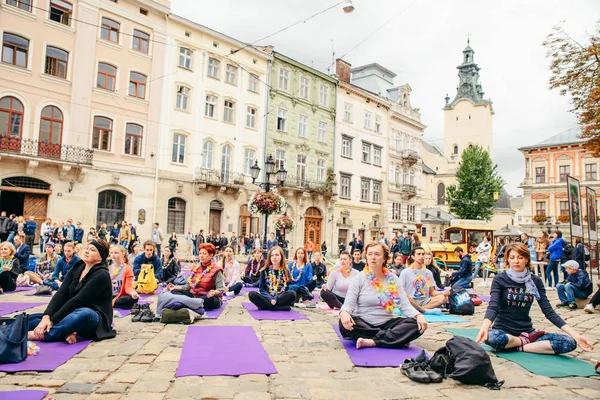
425,314,466,323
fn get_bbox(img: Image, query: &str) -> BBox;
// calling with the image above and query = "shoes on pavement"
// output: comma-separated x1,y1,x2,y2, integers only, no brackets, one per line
294,302,306,308
131,303,141,316
304,301,316,308
568,303,578,310
140,309,155,323
226,291,234,297
556,302,569,308
401,359,431,383
584,303,595,313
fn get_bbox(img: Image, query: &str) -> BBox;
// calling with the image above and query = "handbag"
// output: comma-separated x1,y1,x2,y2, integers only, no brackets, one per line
0,312,29,364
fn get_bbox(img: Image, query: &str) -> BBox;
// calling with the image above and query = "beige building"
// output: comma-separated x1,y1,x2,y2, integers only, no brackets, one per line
0,0,169,241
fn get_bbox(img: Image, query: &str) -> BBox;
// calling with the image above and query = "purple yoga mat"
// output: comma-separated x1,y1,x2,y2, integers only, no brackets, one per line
333,325,425,367
204,304,226,319
242,302,308,321
480,295,491,302
0,390,48,400
139,286,164,299
176,326,277,377
11,286,36,292
25,293,53,297
0,302,46,316
240,286,258,294
0,340,90,372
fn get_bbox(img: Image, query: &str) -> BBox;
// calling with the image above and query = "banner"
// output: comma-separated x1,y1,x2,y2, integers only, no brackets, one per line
587,187,597,242
567,175,583,238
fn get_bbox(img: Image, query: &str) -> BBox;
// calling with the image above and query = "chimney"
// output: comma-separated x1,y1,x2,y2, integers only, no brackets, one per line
336,58,351,84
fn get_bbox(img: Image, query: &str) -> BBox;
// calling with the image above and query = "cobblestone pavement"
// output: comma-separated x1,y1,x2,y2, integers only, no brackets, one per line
1,280,600,400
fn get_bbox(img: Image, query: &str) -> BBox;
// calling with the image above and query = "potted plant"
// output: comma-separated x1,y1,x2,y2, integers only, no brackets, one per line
249,191,287,215
533,215,547,223
274,215,295,232
557,214,570,223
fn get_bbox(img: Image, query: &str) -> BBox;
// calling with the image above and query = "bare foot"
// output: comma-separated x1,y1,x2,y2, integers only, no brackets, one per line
28,331,43,341
271,300,277,306
66,332,78,344
356,338,376,349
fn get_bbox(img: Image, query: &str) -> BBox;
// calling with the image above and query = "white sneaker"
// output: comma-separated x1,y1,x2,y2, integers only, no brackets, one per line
226,291,234,297
295,302,306,308
584,304,595,314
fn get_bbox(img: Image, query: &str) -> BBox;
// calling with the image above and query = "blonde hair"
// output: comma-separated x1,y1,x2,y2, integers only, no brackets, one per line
110,244,128,257
0,242,16,257
364,241,391,266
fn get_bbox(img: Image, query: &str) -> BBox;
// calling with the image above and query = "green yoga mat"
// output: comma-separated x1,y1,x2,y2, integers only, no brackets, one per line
445,328,598,378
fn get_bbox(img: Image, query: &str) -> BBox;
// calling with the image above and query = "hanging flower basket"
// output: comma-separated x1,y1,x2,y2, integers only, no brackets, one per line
533,215,547,223
249,191,287,215
274,215,295,232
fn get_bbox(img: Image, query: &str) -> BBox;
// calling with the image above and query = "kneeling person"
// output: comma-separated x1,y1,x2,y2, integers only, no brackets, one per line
399,248,449,311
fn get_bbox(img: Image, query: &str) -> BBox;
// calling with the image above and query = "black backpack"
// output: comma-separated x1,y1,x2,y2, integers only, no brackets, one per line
562,243,574,261
430,336,504,389
448,287,474,315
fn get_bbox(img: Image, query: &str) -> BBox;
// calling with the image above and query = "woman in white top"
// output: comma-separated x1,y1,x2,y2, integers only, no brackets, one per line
254,234,262,252
339,242,427,349
222,246,242,296
321,250,359,309
472,235,492,279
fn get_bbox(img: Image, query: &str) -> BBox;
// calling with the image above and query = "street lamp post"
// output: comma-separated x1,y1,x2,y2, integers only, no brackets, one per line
250,154,288,259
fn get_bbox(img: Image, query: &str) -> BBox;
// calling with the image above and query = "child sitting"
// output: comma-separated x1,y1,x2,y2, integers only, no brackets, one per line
556,260,593,310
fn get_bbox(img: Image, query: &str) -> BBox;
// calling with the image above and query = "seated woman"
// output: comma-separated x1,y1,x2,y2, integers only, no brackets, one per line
476,243,593,355
0,242,20,294
311,252,328,288
388,252,406,276
424,251,444,289
339,242,427,349
222,245,243,296
288,247,317,307
25,242,60,285
159,246,181,285
243,249,264,287
155,243,224,317
128,243,142,266
110,245,139,310
248,246,296,311
321,251,359,309
28,239,116,343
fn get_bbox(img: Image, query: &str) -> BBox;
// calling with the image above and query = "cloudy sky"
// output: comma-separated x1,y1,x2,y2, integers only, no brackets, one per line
172,0,599,195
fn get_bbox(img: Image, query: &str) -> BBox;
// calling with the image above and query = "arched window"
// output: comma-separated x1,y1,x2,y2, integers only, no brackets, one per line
202,141,213,169
97,190,126,226
124,123,143,156
39,105,63,158
221,145,231,182
402,167,408,184
402,135,408,150
437,183,445,205
394,165,401,184
0,96,24,137
167,197,186,234
453,145,459,155
92,116,112,151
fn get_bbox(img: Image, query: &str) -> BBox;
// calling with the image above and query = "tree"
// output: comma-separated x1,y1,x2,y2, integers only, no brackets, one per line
446,145,504,221
543,22,600,155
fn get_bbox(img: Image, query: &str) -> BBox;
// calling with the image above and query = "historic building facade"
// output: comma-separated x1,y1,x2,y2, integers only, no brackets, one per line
0,0,169,240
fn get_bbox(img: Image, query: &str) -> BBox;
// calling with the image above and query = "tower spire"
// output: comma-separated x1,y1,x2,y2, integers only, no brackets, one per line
444,41,489,108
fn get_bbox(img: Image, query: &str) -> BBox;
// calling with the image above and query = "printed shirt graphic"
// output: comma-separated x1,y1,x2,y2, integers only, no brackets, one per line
505,287,535,308
111,266,125,297
400,268,433,299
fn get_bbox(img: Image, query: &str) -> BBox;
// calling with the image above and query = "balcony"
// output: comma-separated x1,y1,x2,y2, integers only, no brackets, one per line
193,167,246,194
390,183,417,199
400,149,419,166
0,135,94,165
283,175,335,197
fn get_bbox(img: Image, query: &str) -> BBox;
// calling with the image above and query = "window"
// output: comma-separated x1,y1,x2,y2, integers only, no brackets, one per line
340,174,351,199
223,100,235,123
559,165,570,182
176,85,190,110
395,134,401,150
402,135,408,150
6,1,32,12
375,115,382,133
92,116,112,151
276,108,287,131
248,74,259,92
139,8,148,16
407,205,416,222
392,202,401,220
279,68,289,91
536,202,546,217
373,146,382,166
124,123,143,156
2,33,29,68
39,105,63,145
298,114,308,138
246,107,256,129
49,1,72,26
317,159,325,181
559,201,569,216
586,163,597,181
296,154,307,186
0,96,24,137
364,112,372,129
101,18,120,43
535,167,546,183
172,133,186,164
437,183,445,205
132,30,150,54
244,149,255,175
299,77,309,99
167,198,186,234
453,145,459,155
373,181,381,203
318,121,327,143
360,179,370,201
97,63,116,91
275,150,285,170
205,95,217,118
221,145,232,181
202,141,213,168
319,84,329,106
179,47,192,69
409,169,415,185
395,165,401,183
128,72,146,99
362,142,371,163
44,46,68,79
344,103,353,122
225,64,237,84
341,135,352,158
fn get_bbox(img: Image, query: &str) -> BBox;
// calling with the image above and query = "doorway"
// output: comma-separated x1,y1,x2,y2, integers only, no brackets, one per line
303,207,322,247
97,190,126,227
209,200,223,234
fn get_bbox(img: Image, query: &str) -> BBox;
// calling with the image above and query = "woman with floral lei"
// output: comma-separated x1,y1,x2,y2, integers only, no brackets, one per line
288,247,317,307
243,249,264,287
321,250,359,309
159,246,181,285
109,245,139,309
248,246,296,311
0,242,20,294
339,242,427,349
222,245,243,296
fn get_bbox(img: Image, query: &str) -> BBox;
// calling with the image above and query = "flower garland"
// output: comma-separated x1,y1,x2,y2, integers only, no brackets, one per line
363,265,404,315
290,262,303,281
0,257,14,270
268,267,288,296
109,265,124,280
274,215,295,232
249,191,287,215
188,262,213,287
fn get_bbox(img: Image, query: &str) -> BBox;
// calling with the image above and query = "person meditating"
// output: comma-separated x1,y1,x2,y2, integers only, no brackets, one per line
26,242,60,285
28,239,116,343
288,247,317,307
159,246,181,285
399,247,449,311
43,242,80,291
311,251,328,288
248,246,296,311
0,242,19,294
476,243,593,355
243,249,264,287
339,242,427,349
110,245,139,310
321,250,359,309
222,245,243,296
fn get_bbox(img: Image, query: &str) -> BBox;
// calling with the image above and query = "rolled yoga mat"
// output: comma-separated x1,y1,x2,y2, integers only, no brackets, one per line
242,302,308,321
445,328,599,378
176,326,277,377
0,390,48,400
424,314,467,323
0,340,90,372
0,302,47,316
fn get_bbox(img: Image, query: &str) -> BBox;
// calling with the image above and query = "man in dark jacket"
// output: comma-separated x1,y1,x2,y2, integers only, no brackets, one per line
6,214,17,244
573,238,585,271
0,211,8,242
25,216,37,249
14,234,31,273
133,241,162,280
449,247,473,289
74,222,85,244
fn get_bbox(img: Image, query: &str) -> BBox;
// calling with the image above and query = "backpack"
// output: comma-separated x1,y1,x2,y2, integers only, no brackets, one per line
448,287,474,315
135,264,158,294
430,336,503,389
562,243,574,261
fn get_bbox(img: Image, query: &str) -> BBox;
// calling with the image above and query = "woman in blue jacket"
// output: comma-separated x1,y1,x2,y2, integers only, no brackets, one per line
288,247,316,307
546,231,565,289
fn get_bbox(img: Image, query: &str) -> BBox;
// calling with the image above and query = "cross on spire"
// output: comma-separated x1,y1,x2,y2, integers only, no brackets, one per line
466,32,471,46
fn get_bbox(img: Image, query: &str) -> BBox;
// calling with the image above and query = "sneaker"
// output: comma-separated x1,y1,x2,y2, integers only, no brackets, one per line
401,362,431,383
556,302,569,308
131,303,141,316
140,309,155,323
304,301,316,308
226,291,234,297
131,310,144,322
568,303,578,310
584,303,595,314
294,302,306,308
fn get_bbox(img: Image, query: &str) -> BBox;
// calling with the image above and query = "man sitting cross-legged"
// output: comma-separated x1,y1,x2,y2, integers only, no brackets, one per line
399,247,449,312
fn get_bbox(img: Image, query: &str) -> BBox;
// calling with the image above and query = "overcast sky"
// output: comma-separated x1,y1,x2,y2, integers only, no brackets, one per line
172,0,599,195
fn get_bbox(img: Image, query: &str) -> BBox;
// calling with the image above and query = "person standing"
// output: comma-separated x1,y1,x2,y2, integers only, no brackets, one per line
118,221,131,249
185,228,194,257
153,222,164,258
306,240,315,261
398,231,412,265
254,233,262,252
535,232,549,263
321,241,328,258
63,220,75,243
74,222,84,244
230,232,238,255
546,231,565,290
573,237,585,271
521,233,537,263
98,223,108,242
25,215,37,249
267,233,277,251
40,218,53,253
378,232,389,247
109,223,119,244
0,211,9,242
6,214,17,245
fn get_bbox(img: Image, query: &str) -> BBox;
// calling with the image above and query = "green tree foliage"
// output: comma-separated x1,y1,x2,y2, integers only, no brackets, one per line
446,145,505,221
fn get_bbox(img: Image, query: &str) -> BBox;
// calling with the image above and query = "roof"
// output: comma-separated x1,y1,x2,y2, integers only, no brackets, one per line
495,188,512,210
422,208,454,223
422,141,444,156
422,164,436,175
519,127,584,150
510,196,524,209
350,63,397,78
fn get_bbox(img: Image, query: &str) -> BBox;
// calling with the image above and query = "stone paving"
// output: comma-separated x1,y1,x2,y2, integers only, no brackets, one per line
1,279,600,400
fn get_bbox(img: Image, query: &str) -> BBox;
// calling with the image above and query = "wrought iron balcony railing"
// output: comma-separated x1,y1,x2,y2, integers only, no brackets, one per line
0,135,93,165
193,167,246,186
